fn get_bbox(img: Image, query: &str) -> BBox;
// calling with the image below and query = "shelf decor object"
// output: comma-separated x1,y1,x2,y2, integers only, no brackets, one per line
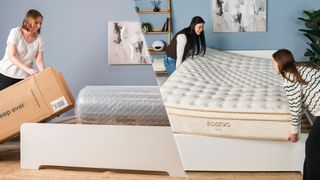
152,40,166,51
151,0,161,12
141,22,152,33
161,18,169,32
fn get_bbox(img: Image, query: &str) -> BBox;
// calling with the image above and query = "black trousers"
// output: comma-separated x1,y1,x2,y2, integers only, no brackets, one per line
0,73,23,91
303,116,320,180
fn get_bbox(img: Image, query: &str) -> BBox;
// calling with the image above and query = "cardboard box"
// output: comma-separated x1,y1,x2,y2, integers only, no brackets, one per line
0,66,74,143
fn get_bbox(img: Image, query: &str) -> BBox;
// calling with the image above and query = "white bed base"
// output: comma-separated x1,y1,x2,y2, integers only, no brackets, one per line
174,133,306,172
20,123,306,176
20,123,186,177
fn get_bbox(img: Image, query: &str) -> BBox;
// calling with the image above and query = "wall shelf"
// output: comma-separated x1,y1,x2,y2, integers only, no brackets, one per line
148,48,166,54
137,10,170,14
144,29,168,34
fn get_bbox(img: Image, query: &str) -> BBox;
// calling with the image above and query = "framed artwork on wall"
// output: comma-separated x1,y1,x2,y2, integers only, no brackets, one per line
108,21,152,64
212,0,267,32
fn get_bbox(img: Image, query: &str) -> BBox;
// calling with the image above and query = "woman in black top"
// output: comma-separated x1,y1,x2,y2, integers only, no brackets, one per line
164,16,206,75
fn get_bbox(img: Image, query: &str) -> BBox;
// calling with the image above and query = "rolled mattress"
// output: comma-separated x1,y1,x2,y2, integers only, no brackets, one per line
75,86,170,126
160,48,293,140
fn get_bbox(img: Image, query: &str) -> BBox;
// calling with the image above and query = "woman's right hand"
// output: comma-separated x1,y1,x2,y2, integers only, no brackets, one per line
287,133,299,142
26,68,37,75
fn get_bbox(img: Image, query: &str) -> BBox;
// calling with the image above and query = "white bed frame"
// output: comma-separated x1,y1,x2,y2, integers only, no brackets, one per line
20,122,306,175
20,50,307,177
20,123,186,177
175,133,306,172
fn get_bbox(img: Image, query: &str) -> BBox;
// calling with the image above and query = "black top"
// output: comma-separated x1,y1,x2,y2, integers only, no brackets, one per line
165,27,193,60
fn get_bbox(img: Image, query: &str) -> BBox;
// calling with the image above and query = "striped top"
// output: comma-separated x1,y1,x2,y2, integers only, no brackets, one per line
282,65,320,134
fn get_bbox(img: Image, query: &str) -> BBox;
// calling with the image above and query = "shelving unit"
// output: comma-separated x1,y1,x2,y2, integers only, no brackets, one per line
136,0,171,55
135,0,171,84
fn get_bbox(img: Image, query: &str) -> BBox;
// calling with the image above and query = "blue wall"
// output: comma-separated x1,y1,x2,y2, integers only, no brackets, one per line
0,0,158,116
137,0,319,60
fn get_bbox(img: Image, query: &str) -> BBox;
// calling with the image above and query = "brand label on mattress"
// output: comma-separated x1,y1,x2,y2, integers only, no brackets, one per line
50,96,68,112
207,121,231,131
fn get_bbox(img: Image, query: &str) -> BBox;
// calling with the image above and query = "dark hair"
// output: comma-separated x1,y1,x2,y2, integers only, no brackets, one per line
272,49,307,85
188,16,206,58
21,9,43,34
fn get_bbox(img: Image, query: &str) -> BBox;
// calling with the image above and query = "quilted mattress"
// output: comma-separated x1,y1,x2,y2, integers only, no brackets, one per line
75,86,170,126
160,48,292,140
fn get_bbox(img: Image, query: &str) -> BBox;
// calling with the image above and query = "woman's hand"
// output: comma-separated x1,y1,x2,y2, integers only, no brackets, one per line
26,68,37,75
287,133,299,142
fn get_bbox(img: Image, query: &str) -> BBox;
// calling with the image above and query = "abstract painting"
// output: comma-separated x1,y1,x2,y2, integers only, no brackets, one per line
212,0,267,32
108,21,151,64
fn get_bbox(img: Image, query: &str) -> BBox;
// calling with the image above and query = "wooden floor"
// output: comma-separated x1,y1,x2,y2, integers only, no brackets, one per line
0,136,302,180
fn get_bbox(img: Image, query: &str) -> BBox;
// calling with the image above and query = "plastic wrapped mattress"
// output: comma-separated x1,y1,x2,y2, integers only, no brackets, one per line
75,86,170,126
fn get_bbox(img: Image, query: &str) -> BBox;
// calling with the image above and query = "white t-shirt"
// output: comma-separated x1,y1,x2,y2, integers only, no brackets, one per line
0,27,44,79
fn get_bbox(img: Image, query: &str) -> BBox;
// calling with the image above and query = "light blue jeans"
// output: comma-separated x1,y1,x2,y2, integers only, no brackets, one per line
163,55,176,75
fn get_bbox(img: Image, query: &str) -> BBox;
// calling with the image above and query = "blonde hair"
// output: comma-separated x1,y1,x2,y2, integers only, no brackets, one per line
21,9,43,33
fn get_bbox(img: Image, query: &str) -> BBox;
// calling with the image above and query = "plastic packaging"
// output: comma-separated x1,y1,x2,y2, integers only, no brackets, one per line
75,86,169,126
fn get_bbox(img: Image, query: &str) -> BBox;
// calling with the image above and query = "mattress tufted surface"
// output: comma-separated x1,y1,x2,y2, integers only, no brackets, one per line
160,48,292,140
161,48,289,114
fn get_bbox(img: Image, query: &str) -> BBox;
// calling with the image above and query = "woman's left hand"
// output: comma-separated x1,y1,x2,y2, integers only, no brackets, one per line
26,68,37,75
287,133,299,142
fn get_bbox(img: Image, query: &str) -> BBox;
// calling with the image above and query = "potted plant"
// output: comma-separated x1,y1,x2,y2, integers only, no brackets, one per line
141,23,152,33
298,9,320,65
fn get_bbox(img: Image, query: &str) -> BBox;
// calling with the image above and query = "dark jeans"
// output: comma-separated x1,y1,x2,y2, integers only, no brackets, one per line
0,73,23,91
303,116,320,180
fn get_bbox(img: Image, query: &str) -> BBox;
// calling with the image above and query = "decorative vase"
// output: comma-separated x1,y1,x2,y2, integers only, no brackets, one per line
135,6,139,12
153,7,160,12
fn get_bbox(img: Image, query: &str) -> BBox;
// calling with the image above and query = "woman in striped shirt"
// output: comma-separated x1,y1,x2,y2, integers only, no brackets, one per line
272,49,320,180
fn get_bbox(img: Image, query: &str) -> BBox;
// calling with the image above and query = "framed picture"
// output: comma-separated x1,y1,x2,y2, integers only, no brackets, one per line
108,21,152,64
212,0,267,32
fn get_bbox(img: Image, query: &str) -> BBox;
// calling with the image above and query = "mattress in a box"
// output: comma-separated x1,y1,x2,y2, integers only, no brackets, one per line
160,48,291,140
75,86,170,126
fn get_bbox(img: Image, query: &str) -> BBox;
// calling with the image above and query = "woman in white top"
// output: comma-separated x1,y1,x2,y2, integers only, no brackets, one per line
0,9,45,90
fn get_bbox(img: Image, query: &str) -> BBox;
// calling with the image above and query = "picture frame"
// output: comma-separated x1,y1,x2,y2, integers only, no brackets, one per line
212,0,267,32
108,21,152,65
